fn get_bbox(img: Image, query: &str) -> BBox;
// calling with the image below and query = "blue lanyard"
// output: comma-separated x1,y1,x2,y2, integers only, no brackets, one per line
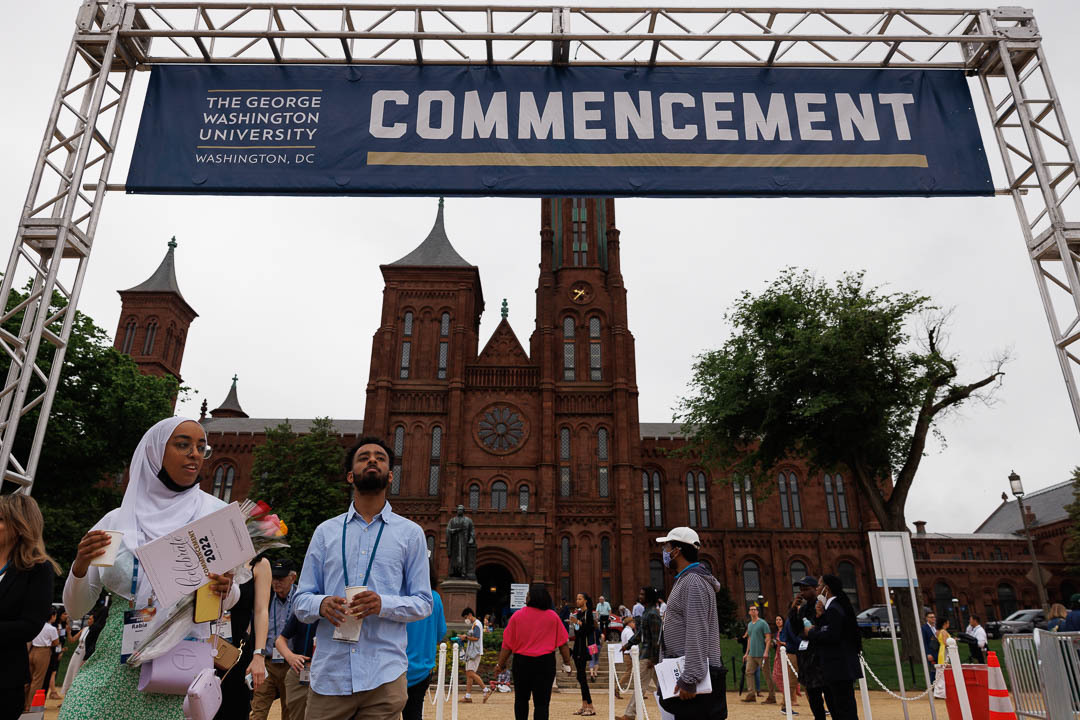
341,511,385,588
0,560,9,577
304,623,314,654
129,557,140,609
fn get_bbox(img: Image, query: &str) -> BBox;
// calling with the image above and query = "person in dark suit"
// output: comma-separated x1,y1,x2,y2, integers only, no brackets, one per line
807,574,862,720
789,576,827,720
921,611,940,681
0,493,60,719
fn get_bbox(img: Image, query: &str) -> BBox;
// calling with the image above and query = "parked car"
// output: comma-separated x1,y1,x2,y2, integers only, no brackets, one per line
856,605,901,638
995,609,1046,636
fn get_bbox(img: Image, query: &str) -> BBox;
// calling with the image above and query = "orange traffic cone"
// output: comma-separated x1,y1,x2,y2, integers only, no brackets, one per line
987,651,1016,720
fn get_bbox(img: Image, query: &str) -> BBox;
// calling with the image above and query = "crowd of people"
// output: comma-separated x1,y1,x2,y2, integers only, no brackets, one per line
8,414,1075,720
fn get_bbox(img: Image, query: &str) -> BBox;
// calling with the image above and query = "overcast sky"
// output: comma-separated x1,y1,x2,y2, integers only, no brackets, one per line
2,1,1078,533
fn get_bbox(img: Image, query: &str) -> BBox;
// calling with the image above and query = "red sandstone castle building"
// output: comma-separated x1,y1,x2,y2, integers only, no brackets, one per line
115,199,1076,623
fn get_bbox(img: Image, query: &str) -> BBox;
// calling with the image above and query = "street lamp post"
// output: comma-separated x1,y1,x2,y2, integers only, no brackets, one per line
1008,471,1050,612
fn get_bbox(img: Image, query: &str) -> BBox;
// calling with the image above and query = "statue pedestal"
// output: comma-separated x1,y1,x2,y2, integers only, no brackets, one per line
439,578,481,630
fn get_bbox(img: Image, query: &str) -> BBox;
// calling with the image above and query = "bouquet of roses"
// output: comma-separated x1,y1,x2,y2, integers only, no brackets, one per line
126,499,290,665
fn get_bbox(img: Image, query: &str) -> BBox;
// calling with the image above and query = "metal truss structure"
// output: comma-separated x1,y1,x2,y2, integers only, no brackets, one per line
3,2,1080,494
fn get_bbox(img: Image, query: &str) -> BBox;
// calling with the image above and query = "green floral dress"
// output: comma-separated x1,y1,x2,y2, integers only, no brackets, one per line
58,594,183,720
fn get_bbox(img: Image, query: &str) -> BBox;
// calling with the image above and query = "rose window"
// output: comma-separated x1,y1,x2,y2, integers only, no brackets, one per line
478,406,525,451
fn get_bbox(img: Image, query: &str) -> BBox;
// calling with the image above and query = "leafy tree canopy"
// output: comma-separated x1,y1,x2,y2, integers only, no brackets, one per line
0,284,180,582
675,269,1004,531
250,418,348,570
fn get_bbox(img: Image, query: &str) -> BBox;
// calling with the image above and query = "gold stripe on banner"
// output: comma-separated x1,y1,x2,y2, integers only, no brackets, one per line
365,152,929,169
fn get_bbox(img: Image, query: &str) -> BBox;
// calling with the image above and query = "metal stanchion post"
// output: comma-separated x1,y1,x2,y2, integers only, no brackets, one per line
609,643,617,720
780,646,793,720
450,642,460,720
630,646,645,720
435,641,447,720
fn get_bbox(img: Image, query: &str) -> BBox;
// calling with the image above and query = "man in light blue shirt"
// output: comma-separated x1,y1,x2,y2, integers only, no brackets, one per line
295,436,433,720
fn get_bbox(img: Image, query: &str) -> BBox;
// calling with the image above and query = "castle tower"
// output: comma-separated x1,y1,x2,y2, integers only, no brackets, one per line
532,198,642,604
115,237,197,381
364,199,484,503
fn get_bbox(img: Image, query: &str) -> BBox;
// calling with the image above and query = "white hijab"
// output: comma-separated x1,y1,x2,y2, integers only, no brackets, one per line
111,416,223,549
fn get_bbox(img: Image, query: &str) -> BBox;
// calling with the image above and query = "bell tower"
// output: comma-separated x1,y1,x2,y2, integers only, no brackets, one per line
114,237,197,381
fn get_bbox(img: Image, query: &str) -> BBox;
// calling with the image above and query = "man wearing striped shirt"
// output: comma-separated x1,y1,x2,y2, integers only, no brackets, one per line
655,527,724,705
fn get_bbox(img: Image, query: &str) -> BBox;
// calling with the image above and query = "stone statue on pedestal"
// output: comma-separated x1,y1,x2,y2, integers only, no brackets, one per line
446,504,477,580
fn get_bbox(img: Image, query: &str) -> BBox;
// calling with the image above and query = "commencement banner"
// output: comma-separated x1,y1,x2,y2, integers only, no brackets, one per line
126,65,992,197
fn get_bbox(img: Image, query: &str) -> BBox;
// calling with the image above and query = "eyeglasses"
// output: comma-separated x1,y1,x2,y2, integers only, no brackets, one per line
173,439,212,459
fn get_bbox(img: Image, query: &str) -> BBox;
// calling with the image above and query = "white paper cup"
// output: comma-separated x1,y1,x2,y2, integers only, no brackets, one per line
90,530,124,567
333,585,367,642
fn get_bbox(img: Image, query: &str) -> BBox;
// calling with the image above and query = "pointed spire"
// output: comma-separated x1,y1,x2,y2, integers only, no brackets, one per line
121,237,189,301
209,374,248,419
389,199,473,267
501,298,508,319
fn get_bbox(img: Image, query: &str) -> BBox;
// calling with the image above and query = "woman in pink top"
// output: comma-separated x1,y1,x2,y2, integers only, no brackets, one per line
494,584,574,720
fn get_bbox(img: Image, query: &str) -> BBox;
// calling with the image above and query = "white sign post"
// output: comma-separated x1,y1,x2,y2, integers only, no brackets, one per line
867,531,936,720
509,583,529,610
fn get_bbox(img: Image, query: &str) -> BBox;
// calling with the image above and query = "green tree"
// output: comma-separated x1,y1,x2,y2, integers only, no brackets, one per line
250,418,348,570
676,270,1005,659
1064,466,1080,574
714,584,741,639
675,269,1004,533
0,285,180,580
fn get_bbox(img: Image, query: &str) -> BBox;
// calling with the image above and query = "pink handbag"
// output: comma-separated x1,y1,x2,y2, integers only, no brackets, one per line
138,640,213,695
183,667,223,720
588,643,599,656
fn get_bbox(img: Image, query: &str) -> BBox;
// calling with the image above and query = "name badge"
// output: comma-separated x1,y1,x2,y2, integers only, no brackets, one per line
299,663,311,685
121,608,155,664
272,646,284,662
799,640,809,652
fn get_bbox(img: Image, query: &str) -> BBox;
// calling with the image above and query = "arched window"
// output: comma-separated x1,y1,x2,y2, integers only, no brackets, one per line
601,537,611,572
824,473,850,529
686,471,709,528
643,470,662,528
734,476,755,528
518,484,530,512
838,561,860,611
426,535,435,559
790,559,808,598
163,327,173,363
491,481,508,511
742,559,761,610
390,425,404,495
571,198,588,266
934,581,954,622
142,320,158,355
589,316,602,381
428,426,442,496
468,483,480,511
562,317,576,381
173,331,183,366
779,471,803,529
560,537,572,604
212,464,235,502
559,427,571,497
437,312,450,379
997,583,1018,618
649,558,665,593
400,311,413,379
121,318,137,354
597,428,610,497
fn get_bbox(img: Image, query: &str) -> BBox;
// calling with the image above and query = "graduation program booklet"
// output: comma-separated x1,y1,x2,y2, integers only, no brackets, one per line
655,656,713,699
135,502,255,608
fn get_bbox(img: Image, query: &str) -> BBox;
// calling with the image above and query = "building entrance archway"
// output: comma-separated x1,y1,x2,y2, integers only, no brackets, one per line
476,563,514,627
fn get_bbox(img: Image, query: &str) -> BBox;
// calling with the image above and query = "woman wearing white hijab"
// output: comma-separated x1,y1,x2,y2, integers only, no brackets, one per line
59,417,239,720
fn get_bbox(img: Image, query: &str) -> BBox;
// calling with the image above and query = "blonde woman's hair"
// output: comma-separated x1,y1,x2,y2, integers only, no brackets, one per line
0,494,61,574
1049,603,1068,620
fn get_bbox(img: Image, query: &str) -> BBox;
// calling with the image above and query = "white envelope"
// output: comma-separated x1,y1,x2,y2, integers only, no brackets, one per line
654,656,713,699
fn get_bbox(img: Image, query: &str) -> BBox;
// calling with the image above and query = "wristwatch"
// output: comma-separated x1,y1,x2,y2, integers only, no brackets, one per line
253,648,269,657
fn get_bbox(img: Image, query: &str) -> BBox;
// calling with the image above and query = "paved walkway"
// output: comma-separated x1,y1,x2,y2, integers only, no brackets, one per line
41,690,943,719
